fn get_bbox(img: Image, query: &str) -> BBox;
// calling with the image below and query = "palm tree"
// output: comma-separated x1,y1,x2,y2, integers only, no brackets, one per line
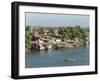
38,28,45,34
47,28,55,36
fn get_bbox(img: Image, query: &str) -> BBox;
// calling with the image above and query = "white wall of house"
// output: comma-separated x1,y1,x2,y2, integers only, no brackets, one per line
55,39,61,42
38,39,43,43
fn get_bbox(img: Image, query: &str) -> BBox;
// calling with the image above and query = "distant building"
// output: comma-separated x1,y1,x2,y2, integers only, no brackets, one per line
66,40,75,43
31,34,52,50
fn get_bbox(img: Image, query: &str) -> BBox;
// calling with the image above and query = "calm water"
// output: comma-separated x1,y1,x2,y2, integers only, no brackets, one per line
25,47,89,68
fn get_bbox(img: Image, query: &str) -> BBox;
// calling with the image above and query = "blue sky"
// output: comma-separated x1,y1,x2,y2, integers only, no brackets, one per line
25,12,89,27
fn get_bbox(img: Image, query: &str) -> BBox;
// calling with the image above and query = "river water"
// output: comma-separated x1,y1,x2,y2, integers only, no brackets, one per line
25,47,89,68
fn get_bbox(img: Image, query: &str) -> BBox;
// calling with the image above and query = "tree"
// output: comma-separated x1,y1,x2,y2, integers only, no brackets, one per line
38,28,45,34
25,26,37,48
58,28,64,35
47,28,55,36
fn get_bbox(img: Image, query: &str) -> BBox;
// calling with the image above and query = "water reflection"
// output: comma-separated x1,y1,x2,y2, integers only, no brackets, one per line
25,47,89,68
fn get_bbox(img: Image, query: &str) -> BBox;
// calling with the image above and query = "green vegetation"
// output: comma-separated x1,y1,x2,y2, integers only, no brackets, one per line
25,25,89,49
25,26,35,48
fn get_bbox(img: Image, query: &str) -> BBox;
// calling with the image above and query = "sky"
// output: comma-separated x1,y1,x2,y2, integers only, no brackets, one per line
25,12,89,27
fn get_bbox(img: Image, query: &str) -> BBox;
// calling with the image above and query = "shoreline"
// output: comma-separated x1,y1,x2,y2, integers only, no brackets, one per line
25,44,89,52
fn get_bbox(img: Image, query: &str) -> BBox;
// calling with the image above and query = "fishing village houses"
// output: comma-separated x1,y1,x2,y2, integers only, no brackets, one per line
30,28,89,50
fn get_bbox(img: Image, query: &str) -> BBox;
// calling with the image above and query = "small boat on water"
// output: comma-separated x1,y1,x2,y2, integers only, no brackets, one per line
65,58,76,62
